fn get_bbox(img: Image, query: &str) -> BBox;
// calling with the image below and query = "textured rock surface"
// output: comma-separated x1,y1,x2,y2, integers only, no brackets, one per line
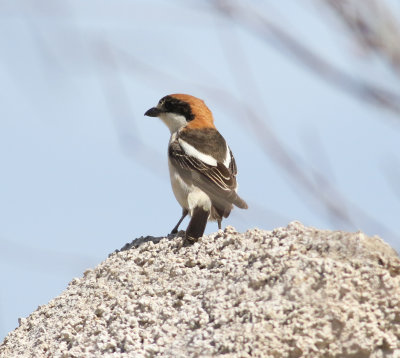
1,222,400,358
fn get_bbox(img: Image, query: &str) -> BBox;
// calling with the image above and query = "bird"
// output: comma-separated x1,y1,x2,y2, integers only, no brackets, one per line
144,94,248,243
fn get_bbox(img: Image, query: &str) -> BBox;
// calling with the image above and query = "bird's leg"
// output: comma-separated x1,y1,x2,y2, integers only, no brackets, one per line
170,209,188,234
217,219,222,230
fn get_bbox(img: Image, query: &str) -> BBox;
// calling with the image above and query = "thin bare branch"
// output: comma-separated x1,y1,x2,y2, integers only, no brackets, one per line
322,0,400,76
212,0,400,117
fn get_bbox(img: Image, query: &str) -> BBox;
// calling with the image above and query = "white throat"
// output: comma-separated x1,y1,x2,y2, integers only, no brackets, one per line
159,112,187,134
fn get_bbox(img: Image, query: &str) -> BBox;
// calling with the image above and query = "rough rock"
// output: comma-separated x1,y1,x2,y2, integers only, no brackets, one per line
1,222,400,357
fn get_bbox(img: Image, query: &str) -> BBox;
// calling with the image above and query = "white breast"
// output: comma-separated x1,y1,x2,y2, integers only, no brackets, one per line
168,158,190,209
168,159,212,215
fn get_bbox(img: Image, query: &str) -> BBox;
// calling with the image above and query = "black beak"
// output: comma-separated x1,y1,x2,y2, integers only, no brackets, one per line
144,107,162,117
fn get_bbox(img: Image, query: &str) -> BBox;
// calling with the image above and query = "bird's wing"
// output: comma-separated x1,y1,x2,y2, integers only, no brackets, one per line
228,146,237,177
168,138,248,210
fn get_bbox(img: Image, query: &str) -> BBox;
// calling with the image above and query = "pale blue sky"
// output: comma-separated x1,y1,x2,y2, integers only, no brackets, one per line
1,0,399,340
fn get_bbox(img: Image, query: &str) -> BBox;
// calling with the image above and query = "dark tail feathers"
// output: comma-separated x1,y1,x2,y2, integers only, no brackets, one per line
233,194,248,209
185,206,209,243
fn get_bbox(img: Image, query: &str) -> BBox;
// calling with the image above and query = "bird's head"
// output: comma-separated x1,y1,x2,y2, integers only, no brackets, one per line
145,94,215,133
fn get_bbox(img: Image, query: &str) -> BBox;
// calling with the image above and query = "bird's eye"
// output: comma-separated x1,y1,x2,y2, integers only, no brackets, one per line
158,99,165,106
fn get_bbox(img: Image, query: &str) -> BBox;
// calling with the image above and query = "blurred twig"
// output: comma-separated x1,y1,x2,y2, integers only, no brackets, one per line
322,0,400,76
212,0,400,117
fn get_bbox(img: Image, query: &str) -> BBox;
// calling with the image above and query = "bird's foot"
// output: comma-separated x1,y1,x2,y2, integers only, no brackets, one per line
168,229,185,239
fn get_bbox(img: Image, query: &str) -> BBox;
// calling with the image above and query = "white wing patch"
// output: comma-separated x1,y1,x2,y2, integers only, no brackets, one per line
170,132,177,144
223,144,231,168
178,138,218,167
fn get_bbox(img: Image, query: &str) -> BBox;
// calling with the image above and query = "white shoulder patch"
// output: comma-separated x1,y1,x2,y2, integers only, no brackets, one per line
170,132,177,143
179,138,218,167
223,144,231,168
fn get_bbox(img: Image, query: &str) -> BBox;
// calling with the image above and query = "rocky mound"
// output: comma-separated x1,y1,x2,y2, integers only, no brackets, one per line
1,222,400,357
